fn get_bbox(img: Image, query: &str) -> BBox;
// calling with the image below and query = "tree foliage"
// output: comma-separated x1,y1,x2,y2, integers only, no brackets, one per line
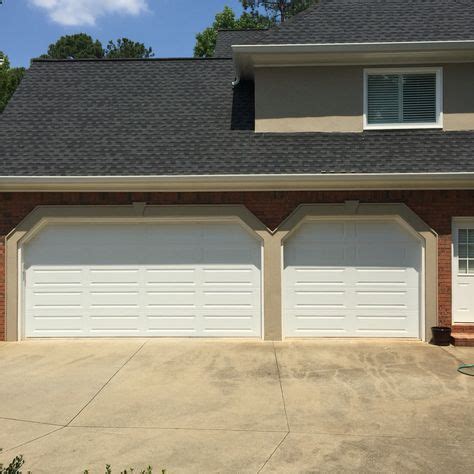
194,1,317,57
41,34,154,60
241,0,318,22
194,6,272,58
42,33,104,59
0,53,25,113
105,38,154,59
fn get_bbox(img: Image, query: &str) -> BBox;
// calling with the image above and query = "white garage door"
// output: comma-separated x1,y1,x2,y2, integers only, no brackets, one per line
23,222,262,338
284,219,422,338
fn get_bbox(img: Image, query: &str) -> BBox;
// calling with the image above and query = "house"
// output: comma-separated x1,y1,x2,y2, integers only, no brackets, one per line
0,0,473,346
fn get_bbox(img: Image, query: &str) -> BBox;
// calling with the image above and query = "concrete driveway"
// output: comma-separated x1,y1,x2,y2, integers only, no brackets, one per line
0,339,473,473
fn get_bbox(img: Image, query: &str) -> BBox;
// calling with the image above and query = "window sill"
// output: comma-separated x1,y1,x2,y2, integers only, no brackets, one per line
364,123,443,131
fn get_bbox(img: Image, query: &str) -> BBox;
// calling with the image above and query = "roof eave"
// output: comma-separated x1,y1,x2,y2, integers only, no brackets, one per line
232,40,474,79
1,173,474,192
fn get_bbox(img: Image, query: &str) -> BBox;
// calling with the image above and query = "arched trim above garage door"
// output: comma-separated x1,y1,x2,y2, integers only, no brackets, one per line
264,203,438,341
5,205,271,341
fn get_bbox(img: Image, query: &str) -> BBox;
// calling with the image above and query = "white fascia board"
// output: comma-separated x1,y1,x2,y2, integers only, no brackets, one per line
1,173,474,192
232,40,474,55
232,40,474,80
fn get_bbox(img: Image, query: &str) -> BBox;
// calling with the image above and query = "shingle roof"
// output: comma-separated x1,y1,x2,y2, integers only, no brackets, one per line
214,29,269,57
1,59,474,177
255,0,474,45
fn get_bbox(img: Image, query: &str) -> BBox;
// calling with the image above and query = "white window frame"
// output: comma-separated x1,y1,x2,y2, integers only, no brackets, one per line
452,218,474,277
363,67,443,130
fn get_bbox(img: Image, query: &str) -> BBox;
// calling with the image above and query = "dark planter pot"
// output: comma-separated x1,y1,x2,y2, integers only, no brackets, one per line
431,326,452,346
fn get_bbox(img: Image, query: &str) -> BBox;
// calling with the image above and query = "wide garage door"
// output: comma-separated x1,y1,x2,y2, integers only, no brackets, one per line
284,219,422,338
23,222,262,338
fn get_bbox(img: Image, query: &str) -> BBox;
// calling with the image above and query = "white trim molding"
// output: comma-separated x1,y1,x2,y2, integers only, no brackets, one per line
232,41,474,80
363,67,443,131
1,173,474,192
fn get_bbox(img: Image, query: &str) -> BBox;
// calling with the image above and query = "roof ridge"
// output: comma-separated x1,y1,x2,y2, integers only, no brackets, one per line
31,57,233,63
217,28,269,32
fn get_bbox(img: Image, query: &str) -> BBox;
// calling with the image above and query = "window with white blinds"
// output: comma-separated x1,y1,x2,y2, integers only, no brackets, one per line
364,68,442,129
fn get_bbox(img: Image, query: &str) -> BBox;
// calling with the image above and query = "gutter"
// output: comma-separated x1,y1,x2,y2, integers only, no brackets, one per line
1,173,474,192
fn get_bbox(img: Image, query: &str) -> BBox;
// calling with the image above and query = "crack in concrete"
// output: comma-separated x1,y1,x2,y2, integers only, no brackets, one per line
272,342,290,432
0,416,63,427
2,427,65,454
257,431,289,473
440,346,470,365
65,340,149,427
68,425,288,433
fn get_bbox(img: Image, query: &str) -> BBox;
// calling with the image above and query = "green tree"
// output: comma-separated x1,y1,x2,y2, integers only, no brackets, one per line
42,33,104,59
0,53,25,113
105,38,154,59
42,34,154,60
241,0,318,22
194,6,272,58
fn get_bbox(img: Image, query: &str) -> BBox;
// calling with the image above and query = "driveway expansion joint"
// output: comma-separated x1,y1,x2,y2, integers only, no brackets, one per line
67,425,289,434
3,426,65,454
272,342,290,432
440,346,469,365
257,431,290,473
65,340,149,427
0,416,63,428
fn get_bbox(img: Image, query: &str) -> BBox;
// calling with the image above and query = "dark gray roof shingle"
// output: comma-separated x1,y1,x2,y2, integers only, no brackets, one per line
0,59,473,177
214,29,269,57
256,0,474,44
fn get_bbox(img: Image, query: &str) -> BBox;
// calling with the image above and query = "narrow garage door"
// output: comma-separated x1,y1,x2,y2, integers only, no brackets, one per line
23,223,262,338
284,219,422,338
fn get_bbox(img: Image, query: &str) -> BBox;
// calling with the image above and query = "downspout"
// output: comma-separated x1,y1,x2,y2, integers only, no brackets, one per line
232,50,240,87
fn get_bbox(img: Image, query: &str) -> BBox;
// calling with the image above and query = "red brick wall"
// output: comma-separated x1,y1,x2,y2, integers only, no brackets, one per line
2,190,474,340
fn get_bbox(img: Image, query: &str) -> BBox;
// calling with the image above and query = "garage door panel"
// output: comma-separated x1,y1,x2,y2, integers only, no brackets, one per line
150,248,203,265
203,289,258,308
203,247,260,266
32,327,85,336
203,313,259,333
30,268,84,287
89,268,140,287
291,222,346,243
89,289,140,306
355,311,419,335
24,223,262,338
88,316,141,331
145,268,197,286
286,244,346,266
146,289,197,307
26,290,83,308
146,315,198,333
354,268,415,286
287,289,347,308
203,268,259,286
355,288,419,310
355,245,410,266
353,221,414,242
284,219,422,338
285,310,349,334
286,268,346,287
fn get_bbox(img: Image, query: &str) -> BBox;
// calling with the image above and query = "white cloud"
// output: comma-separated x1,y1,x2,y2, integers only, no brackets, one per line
30,0,149,27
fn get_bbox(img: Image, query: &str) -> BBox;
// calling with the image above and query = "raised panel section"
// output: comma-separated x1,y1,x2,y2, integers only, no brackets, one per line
23,222,262,338
284,219,422,338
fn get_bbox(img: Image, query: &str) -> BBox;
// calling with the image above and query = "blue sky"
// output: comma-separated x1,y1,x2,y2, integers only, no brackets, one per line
0,0,245,68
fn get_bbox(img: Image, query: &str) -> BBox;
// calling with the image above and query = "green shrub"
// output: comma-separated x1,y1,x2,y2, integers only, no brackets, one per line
84,467,164,474
0,451,163,474
0,449,27,474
